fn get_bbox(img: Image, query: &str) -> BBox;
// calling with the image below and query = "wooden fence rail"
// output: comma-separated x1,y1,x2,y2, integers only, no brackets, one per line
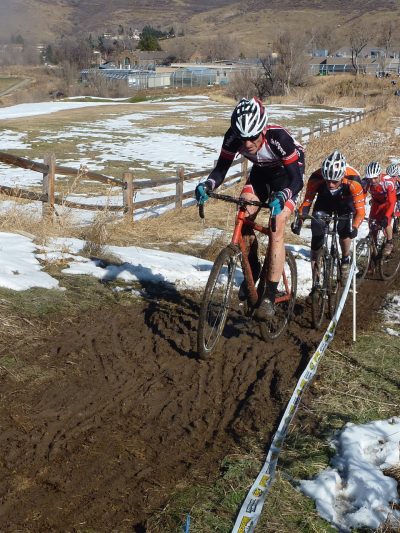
0,104,384,221
0,150,246,221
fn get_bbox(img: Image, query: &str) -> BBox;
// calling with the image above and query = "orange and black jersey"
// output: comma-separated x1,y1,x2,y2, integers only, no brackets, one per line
208,124,304,199
299,167,365,228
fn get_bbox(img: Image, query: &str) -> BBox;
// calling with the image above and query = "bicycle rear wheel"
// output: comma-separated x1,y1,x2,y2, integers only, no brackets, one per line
311,254,328,330
355,237,372,284
379,239,400,281
259,249,297,341
327,253,342,318
197,245,241,359
393,216,400,236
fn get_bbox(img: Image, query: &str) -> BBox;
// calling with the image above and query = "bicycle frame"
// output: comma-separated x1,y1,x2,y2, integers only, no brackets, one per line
230,203,292,308
197,192,298,355
304,213,348,284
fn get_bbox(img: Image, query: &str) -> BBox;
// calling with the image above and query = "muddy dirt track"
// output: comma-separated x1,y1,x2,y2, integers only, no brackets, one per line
0,271,398,532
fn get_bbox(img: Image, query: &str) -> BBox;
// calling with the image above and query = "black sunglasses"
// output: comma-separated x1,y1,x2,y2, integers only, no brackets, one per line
241,134,260,142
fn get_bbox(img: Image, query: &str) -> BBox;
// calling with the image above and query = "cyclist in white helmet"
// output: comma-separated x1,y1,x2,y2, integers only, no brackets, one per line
363,161,397,255
293,150,365,283
195,97,305,317
386,162,400,202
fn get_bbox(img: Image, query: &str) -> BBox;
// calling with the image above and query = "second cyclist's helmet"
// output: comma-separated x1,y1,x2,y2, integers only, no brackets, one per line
365,161,382,179
231,97,267,138
386,163,399,177
321,150,346,181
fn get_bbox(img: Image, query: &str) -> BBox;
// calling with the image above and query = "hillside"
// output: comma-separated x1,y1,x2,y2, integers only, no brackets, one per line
0,0,399,50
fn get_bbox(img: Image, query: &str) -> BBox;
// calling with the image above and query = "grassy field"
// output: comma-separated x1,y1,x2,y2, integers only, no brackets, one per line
0,76,23,94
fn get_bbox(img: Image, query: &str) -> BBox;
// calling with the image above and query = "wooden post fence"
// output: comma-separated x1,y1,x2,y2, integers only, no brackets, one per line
123,171,134,220
42,153,55,219
176,166,184,208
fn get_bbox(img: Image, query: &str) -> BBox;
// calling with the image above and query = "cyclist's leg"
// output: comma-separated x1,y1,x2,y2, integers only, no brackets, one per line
337,207,353,272
238,183,261,299
310,210,328,287
249,167,294,315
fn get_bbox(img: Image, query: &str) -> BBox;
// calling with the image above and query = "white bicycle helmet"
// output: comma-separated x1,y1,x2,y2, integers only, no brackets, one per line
231,97,267,138
365,161,382,179
321,150,346,181
386,163,399,177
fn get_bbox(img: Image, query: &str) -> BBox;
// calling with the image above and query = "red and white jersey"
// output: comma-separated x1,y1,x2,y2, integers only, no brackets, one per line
362,173,397,218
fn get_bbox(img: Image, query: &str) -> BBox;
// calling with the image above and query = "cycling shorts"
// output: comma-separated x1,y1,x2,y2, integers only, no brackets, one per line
240,165,299,212
310,210,352,251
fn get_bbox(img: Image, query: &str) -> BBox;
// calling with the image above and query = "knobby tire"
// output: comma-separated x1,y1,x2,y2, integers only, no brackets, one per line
327,252,342,318
259,249,297,341
197,245,240,360
355,237,372,284
311,254,328,330
379,238,400,281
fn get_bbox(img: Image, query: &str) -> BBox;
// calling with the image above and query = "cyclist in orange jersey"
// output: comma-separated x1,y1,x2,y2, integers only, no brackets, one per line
293,150,365,280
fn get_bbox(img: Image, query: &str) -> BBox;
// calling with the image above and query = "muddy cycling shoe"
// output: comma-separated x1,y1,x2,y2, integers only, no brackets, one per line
238,281,248,301
254,298,275,319
341,256,351,277
383,241,394,256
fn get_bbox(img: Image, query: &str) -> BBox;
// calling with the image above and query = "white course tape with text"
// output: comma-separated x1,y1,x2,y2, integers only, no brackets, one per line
232,260,357,533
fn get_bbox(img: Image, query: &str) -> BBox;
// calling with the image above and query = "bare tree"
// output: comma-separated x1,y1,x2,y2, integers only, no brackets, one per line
306,24,341,56
349,24,370,75
165,37,196,62
227,68,267,100
273,33,309,94
206,35,238,61
377,21,395,72
55,37,94,69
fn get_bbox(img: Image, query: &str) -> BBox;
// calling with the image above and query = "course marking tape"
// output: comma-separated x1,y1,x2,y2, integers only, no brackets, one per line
232,260,357,533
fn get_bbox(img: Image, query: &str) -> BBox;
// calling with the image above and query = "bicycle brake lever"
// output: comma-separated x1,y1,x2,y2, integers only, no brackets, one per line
271,215,276,232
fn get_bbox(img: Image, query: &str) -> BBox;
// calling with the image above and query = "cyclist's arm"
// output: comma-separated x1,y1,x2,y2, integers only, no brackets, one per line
298,172,321,216
361,177,370,193
385,182,397,217
268,128,304,199
349,180,366,228
206,128,241,189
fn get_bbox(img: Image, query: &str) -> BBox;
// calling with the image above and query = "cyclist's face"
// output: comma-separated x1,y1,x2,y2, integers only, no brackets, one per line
242,134,263,154
326,179,341,190
371,176,380,185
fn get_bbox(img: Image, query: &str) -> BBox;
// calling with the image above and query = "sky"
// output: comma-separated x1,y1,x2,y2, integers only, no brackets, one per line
0,97,399,531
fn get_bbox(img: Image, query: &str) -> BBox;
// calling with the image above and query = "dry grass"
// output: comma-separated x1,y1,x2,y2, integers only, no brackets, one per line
102,99,399,255
0,78,398,257
276,75,397,108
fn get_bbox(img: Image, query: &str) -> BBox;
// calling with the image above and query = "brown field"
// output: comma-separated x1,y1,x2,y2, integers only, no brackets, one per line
0,75,399,531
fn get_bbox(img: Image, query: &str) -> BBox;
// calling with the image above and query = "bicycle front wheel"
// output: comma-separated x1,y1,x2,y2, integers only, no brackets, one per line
327,253,342,319
259,249,297,341
355,237,372,284
311,254,328,330
379,240,400,281
197,245,241,359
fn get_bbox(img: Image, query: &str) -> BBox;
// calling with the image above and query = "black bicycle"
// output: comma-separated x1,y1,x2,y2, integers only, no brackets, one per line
298,213,349,329
355,219,400,282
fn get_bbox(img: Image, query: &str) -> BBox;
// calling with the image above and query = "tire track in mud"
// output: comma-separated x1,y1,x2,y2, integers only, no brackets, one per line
0,274,397,531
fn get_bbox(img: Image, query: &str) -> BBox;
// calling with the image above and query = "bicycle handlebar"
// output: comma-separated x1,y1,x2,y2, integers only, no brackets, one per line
197,191,276,231
208,191,270,208
299,213,353,223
